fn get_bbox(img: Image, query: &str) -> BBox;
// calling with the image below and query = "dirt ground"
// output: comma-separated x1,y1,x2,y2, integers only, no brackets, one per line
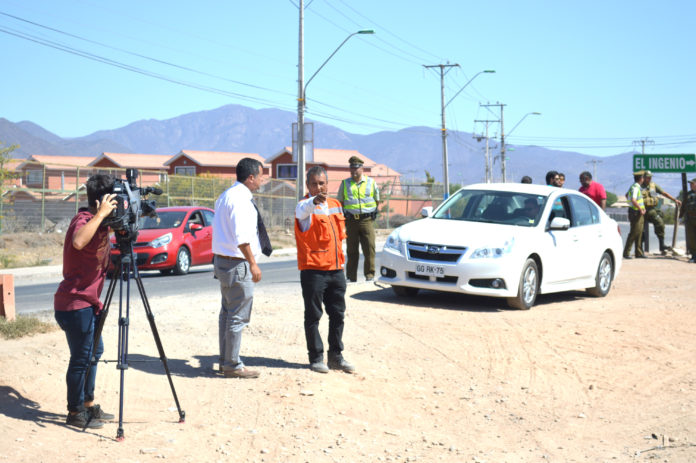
1,255,695,462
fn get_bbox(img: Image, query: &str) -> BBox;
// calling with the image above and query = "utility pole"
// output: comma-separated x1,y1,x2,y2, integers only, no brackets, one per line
633,137,654,155
586,159,603,180
474,119,498,183
481,102,507,182
296,0,306,201
424,63,459,198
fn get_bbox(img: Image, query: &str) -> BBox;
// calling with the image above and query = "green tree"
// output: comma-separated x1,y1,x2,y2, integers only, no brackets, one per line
0,142,19,233
606,191,617,207
422,170,436,197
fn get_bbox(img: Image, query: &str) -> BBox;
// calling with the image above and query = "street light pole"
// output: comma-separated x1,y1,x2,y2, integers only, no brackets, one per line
424,67,495,198
295,24,374,201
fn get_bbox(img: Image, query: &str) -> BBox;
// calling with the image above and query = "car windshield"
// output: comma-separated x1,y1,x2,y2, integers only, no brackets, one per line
139,211,187,230
433,189,547,227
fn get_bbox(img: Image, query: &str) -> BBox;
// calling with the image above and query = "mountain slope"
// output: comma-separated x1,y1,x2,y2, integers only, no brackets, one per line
0,105,669,192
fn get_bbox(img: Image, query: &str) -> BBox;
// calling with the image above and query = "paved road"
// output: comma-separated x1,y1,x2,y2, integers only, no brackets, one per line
15,254,372,315
618,222,685,253
16,259,300,315
12,222,687,315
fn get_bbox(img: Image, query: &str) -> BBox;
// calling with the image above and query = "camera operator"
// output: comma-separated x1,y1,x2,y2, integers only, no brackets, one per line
54,174,117,429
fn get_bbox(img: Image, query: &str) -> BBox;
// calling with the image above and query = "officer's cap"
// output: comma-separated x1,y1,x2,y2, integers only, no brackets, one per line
644,170,653,177
633,170,645,176
689,178,696,184
348,156,364,168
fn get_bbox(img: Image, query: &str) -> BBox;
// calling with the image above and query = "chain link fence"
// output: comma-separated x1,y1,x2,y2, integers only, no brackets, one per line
1,161,444,234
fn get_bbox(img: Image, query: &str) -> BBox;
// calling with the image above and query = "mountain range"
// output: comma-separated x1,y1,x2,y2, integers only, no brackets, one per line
0,104,683,195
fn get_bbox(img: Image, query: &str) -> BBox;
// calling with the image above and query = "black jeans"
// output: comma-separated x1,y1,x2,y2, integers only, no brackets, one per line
54,306,104,412
300,269,346,363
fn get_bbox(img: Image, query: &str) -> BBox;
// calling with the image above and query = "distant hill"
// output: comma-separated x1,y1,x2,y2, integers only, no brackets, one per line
0,118,130,158
0,104,684,194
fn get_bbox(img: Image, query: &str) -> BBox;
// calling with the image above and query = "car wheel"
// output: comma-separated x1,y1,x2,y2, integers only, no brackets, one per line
507,258,538,310
159,269,173,276
392,285,419,297
587,252,613,297
173,247,191,275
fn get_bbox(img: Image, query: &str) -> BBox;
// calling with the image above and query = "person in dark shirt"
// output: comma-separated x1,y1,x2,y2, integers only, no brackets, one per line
54,174,117,429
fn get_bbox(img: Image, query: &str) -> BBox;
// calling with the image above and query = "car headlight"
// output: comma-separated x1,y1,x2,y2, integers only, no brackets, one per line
384,230,406,256
150,232,173,249
470,238,514,259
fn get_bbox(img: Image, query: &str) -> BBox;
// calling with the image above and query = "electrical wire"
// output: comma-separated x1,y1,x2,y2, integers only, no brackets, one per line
0,11,294,98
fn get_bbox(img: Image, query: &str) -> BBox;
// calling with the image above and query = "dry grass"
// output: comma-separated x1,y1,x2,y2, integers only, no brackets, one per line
0,315,57,339
0,232,65,269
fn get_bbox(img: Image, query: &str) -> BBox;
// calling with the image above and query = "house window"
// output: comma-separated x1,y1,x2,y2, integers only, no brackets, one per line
26,170,43,186
175,166,196,176
277,164,297,179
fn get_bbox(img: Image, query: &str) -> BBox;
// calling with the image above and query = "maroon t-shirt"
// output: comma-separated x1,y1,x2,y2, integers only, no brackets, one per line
54,208,110,312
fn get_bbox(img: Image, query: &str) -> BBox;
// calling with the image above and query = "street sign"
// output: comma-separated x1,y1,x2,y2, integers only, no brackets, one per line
633,154,696,173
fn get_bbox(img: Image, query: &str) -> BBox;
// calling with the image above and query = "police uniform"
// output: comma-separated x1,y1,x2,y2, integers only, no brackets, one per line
641,171,669,252
683,178,696,262
623,174,645,258
338,156,380,282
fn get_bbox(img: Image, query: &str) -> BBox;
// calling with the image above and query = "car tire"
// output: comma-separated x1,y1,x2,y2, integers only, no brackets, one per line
173,247,191,275
159,269,173,276
392,285,419,297
507,258,538,310
586,252,613,297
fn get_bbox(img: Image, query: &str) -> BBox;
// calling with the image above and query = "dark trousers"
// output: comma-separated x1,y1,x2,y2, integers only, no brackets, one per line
300,269,346,363
55,306,104,412
345,216,376,281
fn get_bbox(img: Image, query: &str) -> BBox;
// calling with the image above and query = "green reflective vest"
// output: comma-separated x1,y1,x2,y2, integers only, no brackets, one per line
626,182,644,211
340,176,378,214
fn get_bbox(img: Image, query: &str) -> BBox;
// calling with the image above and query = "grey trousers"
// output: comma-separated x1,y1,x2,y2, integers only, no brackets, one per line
214,256,254,371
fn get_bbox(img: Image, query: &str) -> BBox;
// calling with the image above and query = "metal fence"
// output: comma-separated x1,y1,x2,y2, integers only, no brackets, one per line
1,163,444,233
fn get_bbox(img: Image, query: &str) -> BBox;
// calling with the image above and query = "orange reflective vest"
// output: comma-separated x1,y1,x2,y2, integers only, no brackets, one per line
295,197,347,271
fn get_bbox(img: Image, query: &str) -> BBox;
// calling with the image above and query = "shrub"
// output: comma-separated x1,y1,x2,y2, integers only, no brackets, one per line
0,315,57,339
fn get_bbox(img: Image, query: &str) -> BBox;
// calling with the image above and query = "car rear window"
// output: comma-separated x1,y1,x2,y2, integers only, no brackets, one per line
139,211,187,229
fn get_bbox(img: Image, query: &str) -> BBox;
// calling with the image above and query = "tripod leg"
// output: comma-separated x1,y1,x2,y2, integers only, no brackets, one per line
133,270,186,423
115,258,132,441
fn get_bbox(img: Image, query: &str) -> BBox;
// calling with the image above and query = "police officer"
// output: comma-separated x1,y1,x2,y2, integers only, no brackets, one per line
623,171,646,259
641,170,682,254
681,177,696,263
337,156,380,282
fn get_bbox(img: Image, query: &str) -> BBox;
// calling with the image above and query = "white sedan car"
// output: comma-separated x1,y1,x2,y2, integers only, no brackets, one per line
378,183,623,309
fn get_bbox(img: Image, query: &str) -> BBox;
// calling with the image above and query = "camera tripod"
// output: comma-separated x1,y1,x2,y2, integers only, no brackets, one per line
88,239,185,440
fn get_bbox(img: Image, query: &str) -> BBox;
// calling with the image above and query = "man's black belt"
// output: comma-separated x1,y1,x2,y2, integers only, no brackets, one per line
214,254,245,261
346,212,374,220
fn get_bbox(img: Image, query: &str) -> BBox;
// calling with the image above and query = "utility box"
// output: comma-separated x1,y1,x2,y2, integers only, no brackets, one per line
0,274,16,321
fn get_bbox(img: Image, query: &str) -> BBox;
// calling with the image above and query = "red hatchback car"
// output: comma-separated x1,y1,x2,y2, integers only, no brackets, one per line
110,206,215,275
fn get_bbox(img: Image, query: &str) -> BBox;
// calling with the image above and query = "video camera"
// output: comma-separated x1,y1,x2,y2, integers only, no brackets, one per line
105,168,162,247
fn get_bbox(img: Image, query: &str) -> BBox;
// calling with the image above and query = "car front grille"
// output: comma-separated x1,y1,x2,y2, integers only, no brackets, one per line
407,241,467,263
133,242,149,248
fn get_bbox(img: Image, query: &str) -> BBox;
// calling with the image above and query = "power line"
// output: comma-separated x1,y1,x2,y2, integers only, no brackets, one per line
0,11,294,98
334,0,441,61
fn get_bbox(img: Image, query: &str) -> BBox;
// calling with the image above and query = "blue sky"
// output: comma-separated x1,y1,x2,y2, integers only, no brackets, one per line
1,0,695,157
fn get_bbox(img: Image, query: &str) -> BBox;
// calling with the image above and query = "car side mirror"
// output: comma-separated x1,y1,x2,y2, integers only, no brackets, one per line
421,207,433,218
189,223,203,231
549,217,570,230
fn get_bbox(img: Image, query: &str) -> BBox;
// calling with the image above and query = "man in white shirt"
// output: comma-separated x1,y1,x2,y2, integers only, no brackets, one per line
212,158,270,378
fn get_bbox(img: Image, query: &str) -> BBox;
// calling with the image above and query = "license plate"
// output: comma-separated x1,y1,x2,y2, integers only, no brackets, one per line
415,263,445,277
